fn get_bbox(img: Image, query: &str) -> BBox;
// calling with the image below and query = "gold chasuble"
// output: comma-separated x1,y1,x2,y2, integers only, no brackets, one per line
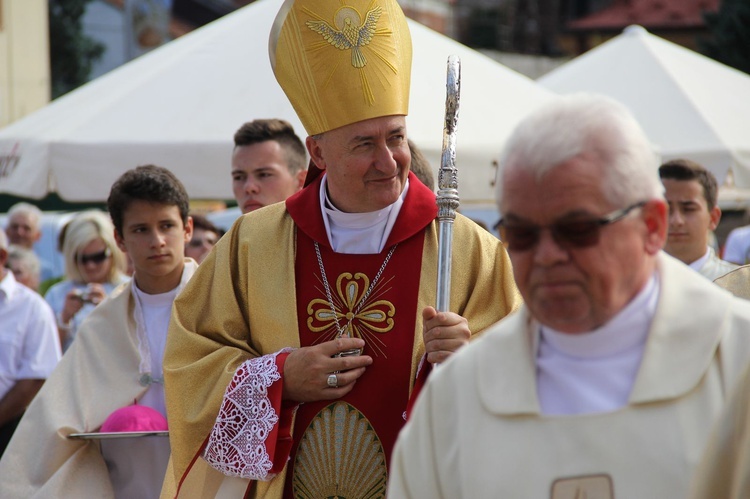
163,174,520,498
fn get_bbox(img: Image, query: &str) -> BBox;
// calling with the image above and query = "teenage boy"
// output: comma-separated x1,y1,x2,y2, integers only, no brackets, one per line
0,165,195,499
231,118,307,214
659,159,737,280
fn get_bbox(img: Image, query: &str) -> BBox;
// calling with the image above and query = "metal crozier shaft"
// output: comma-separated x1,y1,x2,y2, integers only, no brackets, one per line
436,55,461,313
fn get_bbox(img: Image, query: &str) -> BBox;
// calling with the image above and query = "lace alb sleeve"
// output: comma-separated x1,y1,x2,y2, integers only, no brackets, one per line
203,350,289,479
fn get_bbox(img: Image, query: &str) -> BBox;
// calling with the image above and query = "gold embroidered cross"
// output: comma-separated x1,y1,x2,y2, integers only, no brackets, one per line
308,272,395,357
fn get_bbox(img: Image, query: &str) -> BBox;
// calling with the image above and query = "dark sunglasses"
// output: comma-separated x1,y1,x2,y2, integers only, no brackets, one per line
77,248,111,265
495,201,646,251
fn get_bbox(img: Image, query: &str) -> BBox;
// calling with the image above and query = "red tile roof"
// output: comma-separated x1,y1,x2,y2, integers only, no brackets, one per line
569,0,720,30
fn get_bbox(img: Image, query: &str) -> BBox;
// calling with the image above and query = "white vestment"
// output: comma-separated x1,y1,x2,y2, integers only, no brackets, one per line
389,253,750,499
696,246,737,281
0,261,197,499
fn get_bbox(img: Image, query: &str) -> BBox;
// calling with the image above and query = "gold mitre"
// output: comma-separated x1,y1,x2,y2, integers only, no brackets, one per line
269,0,412,136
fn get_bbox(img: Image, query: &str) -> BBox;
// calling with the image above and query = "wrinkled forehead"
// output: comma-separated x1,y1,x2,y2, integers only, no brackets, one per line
322,114,407,142
500,157,608,213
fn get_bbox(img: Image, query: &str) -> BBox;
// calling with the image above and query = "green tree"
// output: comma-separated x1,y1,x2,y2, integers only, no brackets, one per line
48,0,105,98
700,0,750,75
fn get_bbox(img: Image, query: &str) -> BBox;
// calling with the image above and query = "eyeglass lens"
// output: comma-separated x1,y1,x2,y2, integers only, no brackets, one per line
500,220,604,251
78,249,110,265
498,202,645,251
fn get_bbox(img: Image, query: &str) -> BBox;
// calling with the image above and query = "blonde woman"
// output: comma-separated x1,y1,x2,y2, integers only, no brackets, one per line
44,211,128,351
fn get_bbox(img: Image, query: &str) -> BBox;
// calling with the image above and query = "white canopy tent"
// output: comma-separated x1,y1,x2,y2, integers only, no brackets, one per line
0,0,553,205
538,25,750,193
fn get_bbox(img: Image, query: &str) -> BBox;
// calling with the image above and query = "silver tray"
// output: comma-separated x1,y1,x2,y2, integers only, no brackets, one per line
68,431,169,440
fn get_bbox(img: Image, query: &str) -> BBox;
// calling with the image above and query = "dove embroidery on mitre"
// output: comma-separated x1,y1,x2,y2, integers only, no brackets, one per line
306,6,382,68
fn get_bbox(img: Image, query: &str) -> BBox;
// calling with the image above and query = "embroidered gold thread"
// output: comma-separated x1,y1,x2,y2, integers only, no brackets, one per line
371,47,397,74
307,271,396,356
303,3,395,107
293,402,387,498
360,68,375,105
306,6,382,69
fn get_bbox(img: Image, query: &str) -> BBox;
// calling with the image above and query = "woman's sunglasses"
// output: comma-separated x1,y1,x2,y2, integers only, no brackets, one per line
77,248,112,265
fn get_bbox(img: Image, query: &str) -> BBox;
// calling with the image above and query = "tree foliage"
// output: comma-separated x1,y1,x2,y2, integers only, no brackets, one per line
700,0,750,75
48,0,105,98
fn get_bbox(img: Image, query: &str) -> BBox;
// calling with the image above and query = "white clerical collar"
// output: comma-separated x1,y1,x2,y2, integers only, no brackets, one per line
539,273,659,359
319,174,410,254
688,247,712,271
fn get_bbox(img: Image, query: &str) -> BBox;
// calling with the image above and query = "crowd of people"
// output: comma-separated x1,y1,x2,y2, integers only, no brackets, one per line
1,0,750,498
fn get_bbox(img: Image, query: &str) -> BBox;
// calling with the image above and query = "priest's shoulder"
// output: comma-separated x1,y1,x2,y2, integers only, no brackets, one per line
108,278,132,301
427,307,529,392
453,213,500,246
224,203,291,240
448,307,528,366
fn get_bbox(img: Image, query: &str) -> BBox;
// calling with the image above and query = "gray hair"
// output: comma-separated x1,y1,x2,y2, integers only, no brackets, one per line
7,245,41,281
62,210,126,283
495,93,663,209
7,202,42,228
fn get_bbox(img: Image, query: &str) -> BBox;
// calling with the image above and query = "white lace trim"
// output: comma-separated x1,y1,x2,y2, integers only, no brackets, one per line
203,350,289,479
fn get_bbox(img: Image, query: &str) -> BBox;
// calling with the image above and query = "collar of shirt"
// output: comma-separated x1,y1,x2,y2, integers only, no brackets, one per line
688,246,712,271
539,272,659,359
0,269,19,302
319,175,410,254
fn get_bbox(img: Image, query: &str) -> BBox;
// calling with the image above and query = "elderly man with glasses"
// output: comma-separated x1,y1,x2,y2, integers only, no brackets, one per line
388,94,750,499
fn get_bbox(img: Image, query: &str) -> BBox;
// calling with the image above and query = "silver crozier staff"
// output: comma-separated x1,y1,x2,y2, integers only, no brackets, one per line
436,55,461,314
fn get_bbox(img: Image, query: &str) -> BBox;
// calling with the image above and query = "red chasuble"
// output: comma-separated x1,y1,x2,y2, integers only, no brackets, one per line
282,173,437,498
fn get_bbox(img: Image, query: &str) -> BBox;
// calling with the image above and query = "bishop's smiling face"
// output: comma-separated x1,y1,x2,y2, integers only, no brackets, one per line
306,115,411,213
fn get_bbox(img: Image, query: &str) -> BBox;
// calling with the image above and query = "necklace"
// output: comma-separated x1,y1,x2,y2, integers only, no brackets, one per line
314,241,397,356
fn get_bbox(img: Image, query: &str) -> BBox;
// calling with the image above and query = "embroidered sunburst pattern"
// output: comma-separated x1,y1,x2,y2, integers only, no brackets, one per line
302,2,397,105
293,401,387,498
306,6,382,69
308,272,395,357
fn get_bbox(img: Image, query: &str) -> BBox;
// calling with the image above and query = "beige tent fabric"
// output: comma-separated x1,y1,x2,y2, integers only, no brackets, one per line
0,0,552,203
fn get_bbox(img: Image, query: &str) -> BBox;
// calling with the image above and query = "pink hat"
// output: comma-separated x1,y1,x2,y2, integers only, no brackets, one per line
100,404,168,432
